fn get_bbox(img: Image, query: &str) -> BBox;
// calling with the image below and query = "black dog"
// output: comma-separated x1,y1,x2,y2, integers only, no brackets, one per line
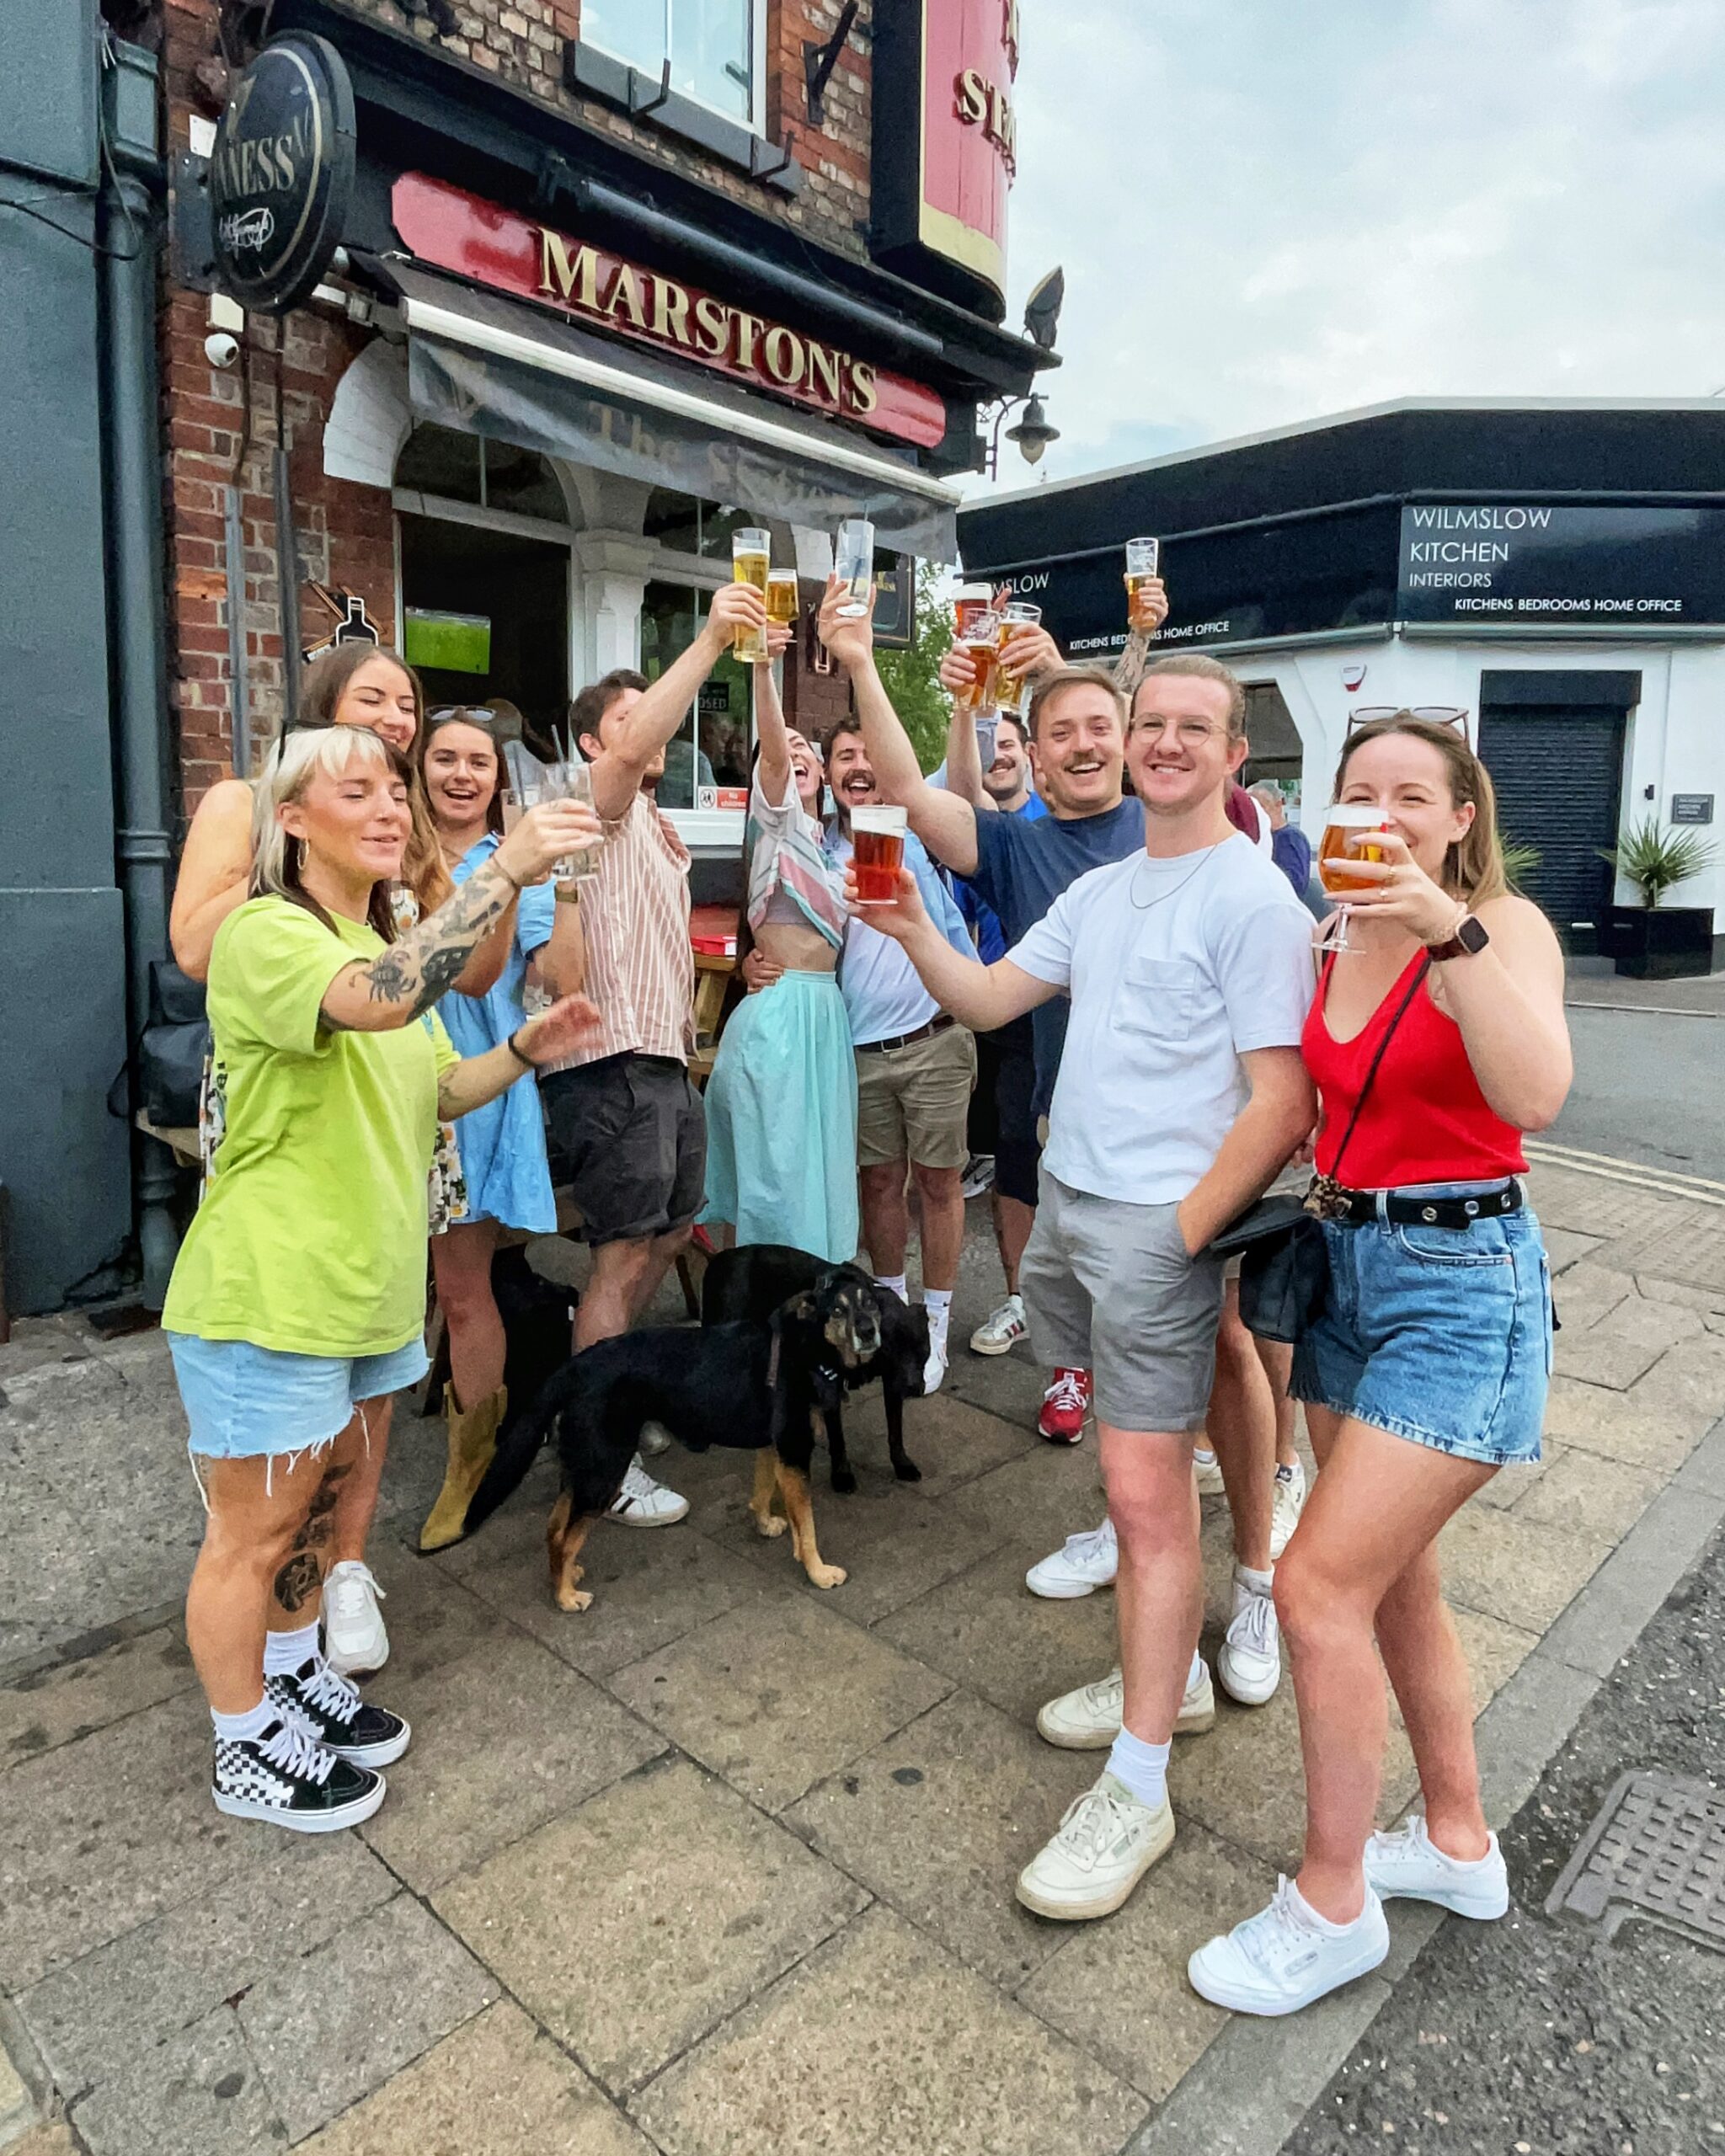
461,1270,886,1610
702,1244,929,1493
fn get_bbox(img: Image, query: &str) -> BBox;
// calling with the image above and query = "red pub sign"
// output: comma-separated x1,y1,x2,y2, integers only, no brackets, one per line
392,173,948,451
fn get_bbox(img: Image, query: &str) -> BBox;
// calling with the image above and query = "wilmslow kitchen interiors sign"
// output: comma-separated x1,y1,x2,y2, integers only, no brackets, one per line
210,34,355,313
391,173,948,452
1398,504,1725,627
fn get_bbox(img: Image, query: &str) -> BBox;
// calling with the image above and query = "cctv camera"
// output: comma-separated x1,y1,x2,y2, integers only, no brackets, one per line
204,330,240,370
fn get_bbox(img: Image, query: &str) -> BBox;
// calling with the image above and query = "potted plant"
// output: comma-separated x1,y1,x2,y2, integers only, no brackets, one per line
1599,819,1717,979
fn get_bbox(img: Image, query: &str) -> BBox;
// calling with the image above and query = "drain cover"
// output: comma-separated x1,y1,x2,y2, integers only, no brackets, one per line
1547,1770,1725,1950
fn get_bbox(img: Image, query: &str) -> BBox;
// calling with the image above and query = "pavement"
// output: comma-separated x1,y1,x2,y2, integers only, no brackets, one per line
3,1155,1725,2154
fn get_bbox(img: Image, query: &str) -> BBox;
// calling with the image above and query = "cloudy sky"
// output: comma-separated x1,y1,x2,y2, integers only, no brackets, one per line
990,0,1725,489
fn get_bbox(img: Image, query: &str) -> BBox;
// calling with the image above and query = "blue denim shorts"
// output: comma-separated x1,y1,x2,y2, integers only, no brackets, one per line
1289,1190,1552,1468
167,1333,430,1463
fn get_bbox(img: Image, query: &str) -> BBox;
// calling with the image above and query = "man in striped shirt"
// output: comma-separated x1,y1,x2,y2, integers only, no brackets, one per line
538,581,765,1525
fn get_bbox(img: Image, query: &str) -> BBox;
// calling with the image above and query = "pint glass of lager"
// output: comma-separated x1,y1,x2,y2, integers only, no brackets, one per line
955,622,1002,715
996,600,1042,718
851,803,908,904
1124,536,1162,632
1316,803,1390,953
732,529,771,660
836,518,876,617
766,569,799,624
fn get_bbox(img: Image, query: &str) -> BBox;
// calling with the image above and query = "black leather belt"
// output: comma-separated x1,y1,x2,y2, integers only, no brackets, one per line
856,1012,956,1056
1336,1179,1525,1230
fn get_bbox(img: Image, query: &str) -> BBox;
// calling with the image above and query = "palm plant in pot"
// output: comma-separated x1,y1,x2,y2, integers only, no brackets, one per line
1599,818,1717,979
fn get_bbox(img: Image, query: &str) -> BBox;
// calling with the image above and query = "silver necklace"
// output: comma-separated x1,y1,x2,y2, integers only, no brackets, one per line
1127,840,1226,910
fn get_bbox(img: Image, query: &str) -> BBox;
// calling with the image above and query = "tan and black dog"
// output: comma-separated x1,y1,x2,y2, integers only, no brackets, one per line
458,1271,890,1610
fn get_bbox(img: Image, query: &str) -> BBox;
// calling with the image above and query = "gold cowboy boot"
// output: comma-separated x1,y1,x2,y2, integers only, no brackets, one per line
419,1383,507,1551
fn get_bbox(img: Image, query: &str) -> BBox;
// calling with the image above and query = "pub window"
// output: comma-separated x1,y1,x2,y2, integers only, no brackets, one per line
643,487,752,561
584,0,766,131
395,425,571,525
641,579,754,811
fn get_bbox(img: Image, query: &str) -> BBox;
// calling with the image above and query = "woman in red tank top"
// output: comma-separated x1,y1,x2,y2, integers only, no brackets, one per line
1190,717,1571,2020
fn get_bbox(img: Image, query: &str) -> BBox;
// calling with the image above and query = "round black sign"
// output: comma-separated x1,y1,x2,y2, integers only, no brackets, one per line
210,33,355,315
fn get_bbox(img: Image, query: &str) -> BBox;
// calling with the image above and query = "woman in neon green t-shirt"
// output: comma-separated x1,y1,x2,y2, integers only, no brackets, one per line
163,724,600,1835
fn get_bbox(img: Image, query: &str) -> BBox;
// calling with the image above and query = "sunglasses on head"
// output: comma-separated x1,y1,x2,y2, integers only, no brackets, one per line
427,705,499,728
1346,705,1471,739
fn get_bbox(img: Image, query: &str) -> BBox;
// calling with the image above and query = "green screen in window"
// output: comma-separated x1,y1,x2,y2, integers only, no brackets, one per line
403,609,492,675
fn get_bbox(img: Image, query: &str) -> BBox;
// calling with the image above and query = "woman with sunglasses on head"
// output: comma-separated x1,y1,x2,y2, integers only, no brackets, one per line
700,620,859,1262
414,707,590,1548
163,723,599,1833
169,647,564,1673
1190,712,1570,2019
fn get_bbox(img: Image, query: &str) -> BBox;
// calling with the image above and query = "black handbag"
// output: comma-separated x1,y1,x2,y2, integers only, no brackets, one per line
136,959,211,1130
1209,958,1432,1344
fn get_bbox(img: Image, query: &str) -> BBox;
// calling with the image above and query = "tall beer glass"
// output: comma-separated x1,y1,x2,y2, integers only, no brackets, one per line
1124,536,1162,632
732,527,771,661
836,518,875,617
851,803,907,904
996,600,1042,719
952,582,995,639
954,615,1001,716
766,569,799,624
1316,804,1390,953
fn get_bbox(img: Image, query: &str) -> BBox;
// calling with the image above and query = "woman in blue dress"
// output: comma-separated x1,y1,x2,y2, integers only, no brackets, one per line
700,628,858,1264
416,707,589,1549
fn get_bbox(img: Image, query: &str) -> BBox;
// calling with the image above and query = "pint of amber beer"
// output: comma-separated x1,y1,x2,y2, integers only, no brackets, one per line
955,627,1001,715
1124,536,1162,631
852,803,908,904
1317,805,1390,897
732,528,771,661
766,569,799,623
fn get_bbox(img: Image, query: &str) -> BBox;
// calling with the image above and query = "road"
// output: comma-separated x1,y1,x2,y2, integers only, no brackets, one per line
1553,1005,1725,1182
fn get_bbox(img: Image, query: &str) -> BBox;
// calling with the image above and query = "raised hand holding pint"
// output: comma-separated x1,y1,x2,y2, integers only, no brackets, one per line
851,803,908,904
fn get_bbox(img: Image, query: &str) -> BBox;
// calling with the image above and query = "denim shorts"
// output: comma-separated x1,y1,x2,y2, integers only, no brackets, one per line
1289,1189,1552,1468
167,1333,430,1462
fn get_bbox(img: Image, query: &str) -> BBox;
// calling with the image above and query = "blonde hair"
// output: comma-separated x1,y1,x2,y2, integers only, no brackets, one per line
1132,654,1247,739
1024,665,1127,739
251,724,409,941
1334,717,1510,908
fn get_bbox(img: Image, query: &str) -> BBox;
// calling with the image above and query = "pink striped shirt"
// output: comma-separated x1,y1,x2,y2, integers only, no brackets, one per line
539,790,693,1074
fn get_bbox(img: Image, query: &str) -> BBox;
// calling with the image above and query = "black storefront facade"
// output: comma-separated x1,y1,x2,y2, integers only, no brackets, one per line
959,400,1725,963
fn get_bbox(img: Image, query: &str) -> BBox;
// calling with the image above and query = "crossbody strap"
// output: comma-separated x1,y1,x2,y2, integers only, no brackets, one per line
1327,956,1432,1186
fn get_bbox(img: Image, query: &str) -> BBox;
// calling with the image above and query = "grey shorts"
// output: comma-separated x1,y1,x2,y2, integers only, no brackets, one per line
1020,1170,1226,1433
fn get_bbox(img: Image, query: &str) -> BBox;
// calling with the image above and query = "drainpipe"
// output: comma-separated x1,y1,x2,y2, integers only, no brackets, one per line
99,38,179,1307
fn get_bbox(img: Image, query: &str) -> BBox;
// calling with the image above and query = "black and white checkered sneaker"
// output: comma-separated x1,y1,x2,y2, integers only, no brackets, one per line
266,1656,411,1769
212,1713,385,1833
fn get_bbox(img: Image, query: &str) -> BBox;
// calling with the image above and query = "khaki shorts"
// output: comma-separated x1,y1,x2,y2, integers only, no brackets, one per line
854,1021,977,1171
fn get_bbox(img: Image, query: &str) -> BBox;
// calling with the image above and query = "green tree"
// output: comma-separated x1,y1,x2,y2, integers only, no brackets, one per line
874,561,953,773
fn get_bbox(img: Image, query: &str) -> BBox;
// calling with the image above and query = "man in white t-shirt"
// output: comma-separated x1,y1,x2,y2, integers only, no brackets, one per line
840,652,1316,1924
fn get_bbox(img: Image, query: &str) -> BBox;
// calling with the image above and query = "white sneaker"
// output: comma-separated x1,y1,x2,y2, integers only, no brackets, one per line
1217,1579,1281,1706
1025,1517,1117,1599
606,1455,690,1527
1189,1877,1389,2016
961,1153,996,1199
1194,1446,1226,1497
1016,1771,1175,1920
921,1317,949,1396
1270,1458,1307,1560
322,1561,389,1677
1036,1661,1215,1749
969,1292,1028,1357
1365,1817,1509,1919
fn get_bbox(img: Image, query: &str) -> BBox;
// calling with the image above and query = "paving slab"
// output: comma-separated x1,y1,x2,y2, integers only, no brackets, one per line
0,1623,195,1773
784,1687,1089,1989
1021,1817,1276,2102
1437,1502,1610,1636
236,1892,494,2141
297,2001,653,2155
355,1626,662,1893
633,1903,1147,2156
1505,1444,1662,1545
1619,1331,1725,1422
15,1833,397,2092
5,2126,77,2156
1542,1258,1635,1331
1446,1602,1542,1713
1526,1167,1699,1244
69,2004,288,2156
1541,1374,1712,1473
1538,1226,1605,1274
435,1756,864,2095
606,1595,950,1813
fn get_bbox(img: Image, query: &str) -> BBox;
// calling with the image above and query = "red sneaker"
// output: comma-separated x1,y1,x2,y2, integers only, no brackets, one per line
1038,1367,1092,1445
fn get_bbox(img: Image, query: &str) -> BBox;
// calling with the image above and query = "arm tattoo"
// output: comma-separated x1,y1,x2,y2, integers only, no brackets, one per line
363,861,515,1019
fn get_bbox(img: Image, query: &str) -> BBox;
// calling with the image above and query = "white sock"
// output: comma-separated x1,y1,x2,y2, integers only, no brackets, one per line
1194,1445,1217,1467
875,1273,908,1301
1105,1726,1171,1810
1235,1562,1274,1600
211,1697,275,1742
922,1289,952,1347
263,1618,321,1676
1290,1880,1370,1935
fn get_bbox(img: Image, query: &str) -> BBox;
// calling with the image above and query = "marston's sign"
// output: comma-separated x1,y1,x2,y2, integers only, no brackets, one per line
210,33,355,314
873,0,1018,312
391,173,948,453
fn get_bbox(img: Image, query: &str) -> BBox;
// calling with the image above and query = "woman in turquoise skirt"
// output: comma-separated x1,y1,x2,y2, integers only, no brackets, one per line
700,630,858,1263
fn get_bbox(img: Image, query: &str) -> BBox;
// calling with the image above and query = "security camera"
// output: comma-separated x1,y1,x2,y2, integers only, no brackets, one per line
204,330,240,370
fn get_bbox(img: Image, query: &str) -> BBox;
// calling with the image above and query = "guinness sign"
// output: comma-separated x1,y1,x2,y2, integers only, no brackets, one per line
211,34,355,314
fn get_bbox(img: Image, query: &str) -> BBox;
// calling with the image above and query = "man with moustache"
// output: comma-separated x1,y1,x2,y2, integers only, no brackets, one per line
830,636,1315,1923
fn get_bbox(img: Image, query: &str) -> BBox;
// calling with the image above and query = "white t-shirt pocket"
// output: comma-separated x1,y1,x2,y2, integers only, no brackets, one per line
1113,956,1199,1042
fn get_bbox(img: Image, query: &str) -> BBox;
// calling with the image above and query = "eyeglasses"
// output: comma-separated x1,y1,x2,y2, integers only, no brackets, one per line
428,705,499,727
1347,705,1470,738
1131,717,1229,747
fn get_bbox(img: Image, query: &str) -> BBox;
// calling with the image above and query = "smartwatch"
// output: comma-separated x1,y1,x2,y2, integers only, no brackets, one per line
1426,914,1490,962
